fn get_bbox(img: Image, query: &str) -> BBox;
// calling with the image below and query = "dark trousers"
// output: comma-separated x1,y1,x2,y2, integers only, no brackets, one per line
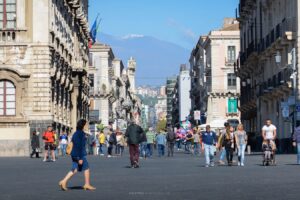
30,148,39,158
226,147,234,164
108,143,113,155
168,142,175,157
129,144,140,165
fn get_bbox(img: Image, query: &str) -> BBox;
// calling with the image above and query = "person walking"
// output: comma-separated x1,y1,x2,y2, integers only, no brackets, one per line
193,129,201,156
107,129,116,158
201,125,217,167
125,119,145,168
116,129,126,156
42,126,56,162
59,131,68,156
156,130,166,157
185,130,193,153
30,131,40,158
223,126,235,166
146,127,155,157
217,122,230,165
293,122,300,165
98,131,106,156
59,119,96,191
262,119,277,162
166,127,176,157
234,124,247,166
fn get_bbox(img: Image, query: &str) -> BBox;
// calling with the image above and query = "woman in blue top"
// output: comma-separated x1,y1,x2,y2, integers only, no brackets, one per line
59,119,96,191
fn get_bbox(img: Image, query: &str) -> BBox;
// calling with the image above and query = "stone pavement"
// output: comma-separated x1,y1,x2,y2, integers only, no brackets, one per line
0,151,299,200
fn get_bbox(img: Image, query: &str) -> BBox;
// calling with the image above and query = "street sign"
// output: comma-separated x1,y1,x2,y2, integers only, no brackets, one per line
194,110,201,120
282,106,289,118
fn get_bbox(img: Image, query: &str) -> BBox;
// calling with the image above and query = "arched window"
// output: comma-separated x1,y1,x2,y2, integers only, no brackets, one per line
0,80,16,116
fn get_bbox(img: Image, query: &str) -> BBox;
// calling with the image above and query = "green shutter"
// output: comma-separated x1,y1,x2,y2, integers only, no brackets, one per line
228,98,237,113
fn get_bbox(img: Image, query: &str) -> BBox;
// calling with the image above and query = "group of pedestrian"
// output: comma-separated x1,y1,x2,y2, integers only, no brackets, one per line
202,122,248,167
28,116,300,192
30,126,71,161
175,128,202,155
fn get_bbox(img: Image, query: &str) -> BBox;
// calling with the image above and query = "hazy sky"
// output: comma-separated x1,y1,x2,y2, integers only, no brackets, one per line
89,0,239,50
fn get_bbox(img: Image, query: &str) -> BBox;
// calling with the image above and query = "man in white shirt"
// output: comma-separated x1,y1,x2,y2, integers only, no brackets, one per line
262,119,277,141
262,119,277,163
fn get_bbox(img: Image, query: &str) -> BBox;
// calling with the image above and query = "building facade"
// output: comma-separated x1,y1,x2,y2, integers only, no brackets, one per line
0,0,90,156
178,64,191,122
236,0,299,151
88,43,140,131
166,77,177,126
190,18,240,128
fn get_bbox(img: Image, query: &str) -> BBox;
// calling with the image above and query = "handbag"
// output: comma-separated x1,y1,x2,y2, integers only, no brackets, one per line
66,142,73,155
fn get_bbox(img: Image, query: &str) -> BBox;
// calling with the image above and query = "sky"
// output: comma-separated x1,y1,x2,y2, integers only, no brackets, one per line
88,0,239,50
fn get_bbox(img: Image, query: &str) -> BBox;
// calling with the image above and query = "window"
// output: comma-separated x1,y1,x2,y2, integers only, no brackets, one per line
88,53,93,66
0,80,16,116
227,46,236,63
227,73,236,90
0,0,16,29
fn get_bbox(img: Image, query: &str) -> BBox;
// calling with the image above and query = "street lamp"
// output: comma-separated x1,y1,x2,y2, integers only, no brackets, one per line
275,51,281,65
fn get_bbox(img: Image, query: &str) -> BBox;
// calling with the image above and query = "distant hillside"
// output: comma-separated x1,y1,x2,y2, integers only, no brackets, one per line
98,33,190,86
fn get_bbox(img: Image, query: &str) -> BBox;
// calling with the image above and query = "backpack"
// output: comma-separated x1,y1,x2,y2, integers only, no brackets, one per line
167,131,176,142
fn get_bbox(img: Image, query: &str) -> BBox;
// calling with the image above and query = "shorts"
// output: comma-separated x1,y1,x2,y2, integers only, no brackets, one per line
44,143,54,151
71,157,89,172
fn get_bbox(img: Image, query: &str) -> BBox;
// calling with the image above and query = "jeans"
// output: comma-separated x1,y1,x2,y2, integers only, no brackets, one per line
98,143,104,154
297,143,300,164
219,148,226,161
158,144,165,157
116,145,124,156
140,142,147,157
60,144,67,156
226,147,234,164
146,143,154,157
194,143,200,155
167,142,175,157
237,144,246,164
204,144,215,165
185,141,192,153
176,140,181,149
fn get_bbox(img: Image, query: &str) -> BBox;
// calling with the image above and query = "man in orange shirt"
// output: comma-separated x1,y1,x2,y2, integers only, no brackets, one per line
42,126,56,162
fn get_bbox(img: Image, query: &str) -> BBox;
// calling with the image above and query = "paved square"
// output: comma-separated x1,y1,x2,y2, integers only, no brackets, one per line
0,152,299,200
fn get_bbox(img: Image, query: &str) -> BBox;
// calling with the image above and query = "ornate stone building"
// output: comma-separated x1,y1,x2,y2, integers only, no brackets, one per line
236,0,298,151
190,18,240,129
88,43,140,131
0,0,90,156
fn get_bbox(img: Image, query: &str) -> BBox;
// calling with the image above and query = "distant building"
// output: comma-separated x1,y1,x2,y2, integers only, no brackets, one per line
190,18,240,128
178,64,191,122
166,77,177,126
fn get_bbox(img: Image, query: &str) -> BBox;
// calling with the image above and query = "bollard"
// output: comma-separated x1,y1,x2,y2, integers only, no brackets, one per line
247,145,251,155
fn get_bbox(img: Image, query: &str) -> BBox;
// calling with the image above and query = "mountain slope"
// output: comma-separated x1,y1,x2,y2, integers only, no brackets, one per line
97,33,190,86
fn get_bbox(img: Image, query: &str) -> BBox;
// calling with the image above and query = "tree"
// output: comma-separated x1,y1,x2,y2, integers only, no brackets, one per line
156,119,167,132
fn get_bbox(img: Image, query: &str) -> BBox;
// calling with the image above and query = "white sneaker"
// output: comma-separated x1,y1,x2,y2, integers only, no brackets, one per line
43,159,47,162
238,162,241,166
107,155,112,158
100,154,105,156
241,163,244,167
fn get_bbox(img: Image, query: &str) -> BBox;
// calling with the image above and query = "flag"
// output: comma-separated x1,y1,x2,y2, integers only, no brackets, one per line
89,14,101,45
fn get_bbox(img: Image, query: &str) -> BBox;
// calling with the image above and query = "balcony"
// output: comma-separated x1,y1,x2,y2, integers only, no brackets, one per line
256,69,292,98
0,29,27,44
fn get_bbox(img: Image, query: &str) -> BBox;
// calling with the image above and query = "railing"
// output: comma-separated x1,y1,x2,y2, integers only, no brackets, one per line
0,29,27,43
